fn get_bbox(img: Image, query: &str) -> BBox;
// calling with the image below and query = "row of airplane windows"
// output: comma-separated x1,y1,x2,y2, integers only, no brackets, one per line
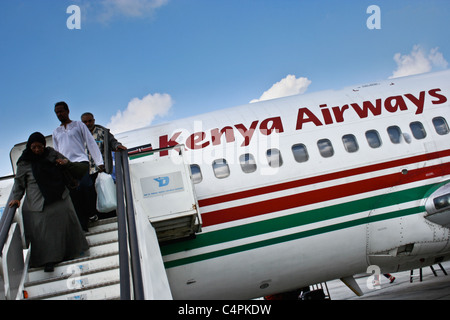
189,116,450,184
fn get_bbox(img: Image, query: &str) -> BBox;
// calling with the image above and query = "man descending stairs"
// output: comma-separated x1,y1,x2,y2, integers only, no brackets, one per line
23,217,121,300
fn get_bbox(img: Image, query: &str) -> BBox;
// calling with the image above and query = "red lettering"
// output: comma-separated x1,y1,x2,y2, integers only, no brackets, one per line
159,131,181,156
320,105,333,125
155,88,441,153
404,91,425,115
235,121,258,147
384,95,408,113
211,127,235,146
332,105,349,123
350,99,382,118
429,88,448,105
186,132,210,149
260,117,284,135
296,108,323,130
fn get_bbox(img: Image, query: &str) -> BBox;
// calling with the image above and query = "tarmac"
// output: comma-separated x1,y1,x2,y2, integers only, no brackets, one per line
326,260,450,300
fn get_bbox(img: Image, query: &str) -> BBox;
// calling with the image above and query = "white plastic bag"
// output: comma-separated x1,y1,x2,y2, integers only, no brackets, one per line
95,172,117,213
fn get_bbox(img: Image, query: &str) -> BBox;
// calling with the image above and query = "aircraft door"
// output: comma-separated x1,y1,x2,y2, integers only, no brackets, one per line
128,144,202,242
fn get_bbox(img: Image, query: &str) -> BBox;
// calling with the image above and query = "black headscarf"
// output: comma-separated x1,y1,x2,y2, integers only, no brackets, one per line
18,132,66,205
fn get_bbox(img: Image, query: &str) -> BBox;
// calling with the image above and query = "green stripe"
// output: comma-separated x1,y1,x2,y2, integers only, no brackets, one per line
129,153,154,161
162,184,432,256
164,206,423,268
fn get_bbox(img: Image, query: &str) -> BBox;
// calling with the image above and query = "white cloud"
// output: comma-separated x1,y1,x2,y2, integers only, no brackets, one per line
250,74,312,103
389,45,448,79
428,47,449,69
107,93,173,133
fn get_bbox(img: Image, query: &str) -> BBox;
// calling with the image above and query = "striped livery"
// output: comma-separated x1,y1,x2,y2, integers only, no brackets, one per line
119,71,450,299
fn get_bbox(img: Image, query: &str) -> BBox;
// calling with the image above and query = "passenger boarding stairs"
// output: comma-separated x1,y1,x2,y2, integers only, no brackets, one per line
23,217,121,300
0,144,202,300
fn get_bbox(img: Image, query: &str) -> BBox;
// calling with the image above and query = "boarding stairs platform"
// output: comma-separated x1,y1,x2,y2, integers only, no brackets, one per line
1,144,201,300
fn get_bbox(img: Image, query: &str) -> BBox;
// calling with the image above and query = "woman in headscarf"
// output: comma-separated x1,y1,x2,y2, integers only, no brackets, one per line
8,132,89,272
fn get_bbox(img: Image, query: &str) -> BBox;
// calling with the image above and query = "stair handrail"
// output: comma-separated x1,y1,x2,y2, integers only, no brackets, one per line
115,150,145,300
0,191,18,258
0,182,25,300
120,150,145,300
114,151,131,300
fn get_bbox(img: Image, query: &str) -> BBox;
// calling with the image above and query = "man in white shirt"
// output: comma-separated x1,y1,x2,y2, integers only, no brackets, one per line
53,101,105,231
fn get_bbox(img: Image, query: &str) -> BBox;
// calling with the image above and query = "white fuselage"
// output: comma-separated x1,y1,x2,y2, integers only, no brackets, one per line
115,71,450,299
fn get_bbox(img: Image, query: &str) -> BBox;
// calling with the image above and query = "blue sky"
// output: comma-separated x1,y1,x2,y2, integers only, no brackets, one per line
0,0,449,176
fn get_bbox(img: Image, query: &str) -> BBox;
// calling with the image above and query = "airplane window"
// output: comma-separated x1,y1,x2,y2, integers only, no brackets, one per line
213,159,230,179
292,143,309,163
239,153,257,173
410,121,427,140
365,130,382,148
387,126,402,144
190,164,203,184
266,148,283,167
432,117,449,135
317,139,334,158
342,134,359,153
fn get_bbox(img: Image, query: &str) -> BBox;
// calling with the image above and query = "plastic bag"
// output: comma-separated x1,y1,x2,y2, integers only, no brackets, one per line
95,172,117,213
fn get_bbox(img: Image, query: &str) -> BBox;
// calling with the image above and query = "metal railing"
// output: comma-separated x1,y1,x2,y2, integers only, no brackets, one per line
0,182,24,300
0,192,18,258
114,150,144,300
2,149,146,300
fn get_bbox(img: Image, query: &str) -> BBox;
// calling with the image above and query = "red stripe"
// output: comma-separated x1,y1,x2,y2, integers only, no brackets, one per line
198,149,450,208
201,161,450,227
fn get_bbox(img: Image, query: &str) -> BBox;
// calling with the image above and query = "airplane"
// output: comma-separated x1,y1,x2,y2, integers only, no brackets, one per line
1,69,450,300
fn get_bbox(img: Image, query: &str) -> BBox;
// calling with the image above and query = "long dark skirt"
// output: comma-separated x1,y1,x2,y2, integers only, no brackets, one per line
23,196,89,268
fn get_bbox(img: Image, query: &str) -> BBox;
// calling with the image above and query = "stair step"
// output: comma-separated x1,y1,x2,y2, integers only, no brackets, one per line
23,217,121,300
83,241,119,258
25,268,120,300
45,283,121,300
87,218,118,235
26,253,120,285
88,216,118,228
87,230,118,246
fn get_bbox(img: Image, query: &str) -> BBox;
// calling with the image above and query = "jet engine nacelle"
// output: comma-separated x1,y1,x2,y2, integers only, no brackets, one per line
425,181,450,228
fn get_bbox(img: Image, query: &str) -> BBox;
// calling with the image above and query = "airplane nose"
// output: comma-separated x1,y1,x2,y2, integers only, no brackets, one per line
424,183,450,228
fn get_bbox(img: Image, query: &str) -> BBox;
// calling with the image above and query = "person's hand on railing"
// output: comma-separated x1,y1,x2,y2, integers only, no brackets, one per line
8,200,20,208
